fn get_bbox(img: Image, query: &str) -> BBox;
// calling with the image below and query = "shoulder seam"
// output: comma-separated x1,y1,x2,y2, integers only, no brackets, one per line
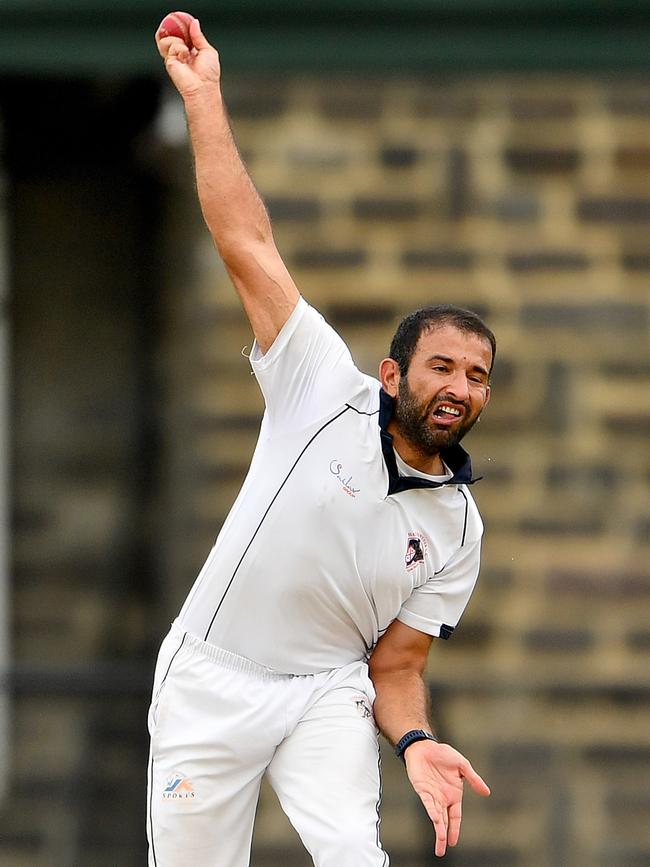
345,403,380,417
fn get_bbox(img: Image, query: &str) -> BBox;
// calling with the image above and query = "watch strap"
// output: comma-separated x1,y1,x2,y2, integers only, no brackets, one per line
395,729,438,761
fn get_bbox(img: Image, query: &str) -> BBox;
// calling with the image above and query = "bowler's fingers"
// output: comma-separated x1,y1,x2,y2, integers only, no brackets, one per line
437,802,449,858
447,800,462,848
418,791,449,857
461,759,491,797
189,18,211,51
156,34,190,63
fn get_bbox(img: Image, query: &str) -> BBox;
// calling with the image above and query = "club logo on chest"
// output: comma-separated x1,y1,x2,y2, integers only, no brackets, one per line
405,532,427,571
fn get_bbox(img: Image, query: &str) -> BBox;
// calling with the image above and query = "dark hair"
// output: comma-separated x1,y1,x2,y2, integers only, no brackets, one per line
389,304,496,376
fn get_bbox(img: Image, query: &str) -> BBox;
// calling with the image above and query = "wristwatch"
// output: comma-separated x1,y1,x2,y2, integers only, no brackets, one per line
395,729,438,761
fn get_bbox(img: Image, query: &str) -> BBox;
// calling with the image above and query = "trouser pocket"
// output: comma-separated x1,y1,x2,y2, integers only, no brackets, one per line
148,628,185,736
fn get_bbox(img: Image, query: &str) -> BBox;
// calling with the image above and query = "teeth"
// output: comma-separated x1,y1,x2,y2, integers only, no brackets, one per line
438,405,461,416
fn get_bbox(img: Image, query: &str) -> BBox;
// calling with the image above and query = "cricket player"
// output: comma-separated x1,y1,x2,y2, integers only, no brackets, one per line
150,15,492,867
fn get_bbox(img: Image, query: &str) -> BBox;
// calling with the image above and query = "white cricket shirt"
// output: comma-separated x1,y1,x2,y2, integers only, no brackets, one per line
178,299,484,674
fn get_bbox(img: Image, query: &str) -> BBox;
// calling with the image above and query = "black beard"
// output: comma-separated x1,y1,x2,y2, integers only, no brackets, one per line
394,377,479,456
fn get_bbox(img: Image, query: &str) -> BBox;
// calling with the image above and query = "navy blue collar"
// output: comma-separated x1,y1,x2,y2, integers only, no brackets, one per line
378,389,480,495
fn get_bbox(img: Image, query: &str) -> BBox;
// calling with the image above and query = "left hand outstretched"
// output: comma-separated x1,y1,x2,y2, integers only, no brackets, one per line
404,740,491,857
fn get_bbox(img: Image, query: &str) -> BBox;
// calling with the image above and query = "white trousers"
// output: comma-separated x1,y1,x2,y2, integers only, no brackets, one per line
146,622,389,867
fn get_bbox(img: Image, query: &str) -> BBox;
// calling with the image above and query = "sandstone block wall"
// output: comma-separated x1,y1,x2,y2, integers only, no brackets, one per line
2,72,648,866
159,74,650,867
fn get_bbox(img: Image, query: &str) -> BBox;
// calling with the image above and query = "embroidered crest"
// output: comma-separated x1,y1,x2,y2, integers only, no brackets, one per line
354,696,373,719
405,532,426,571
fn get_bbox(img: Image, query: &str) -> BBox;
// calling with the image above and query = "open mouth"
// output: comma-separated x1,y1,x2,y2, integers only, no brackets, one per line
431,403,465,425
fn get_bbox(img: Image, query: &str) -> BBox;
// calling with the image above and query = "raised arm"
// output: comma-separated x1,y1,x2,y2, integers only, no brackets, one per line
368,619,490,858
155,14,300,352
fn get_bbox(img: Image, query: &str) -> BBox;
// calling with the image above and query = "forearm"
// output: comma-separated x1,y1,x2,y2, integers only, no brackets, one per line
183,85,272,260
158,20,299,350
371,668,435,746
367,621,489,855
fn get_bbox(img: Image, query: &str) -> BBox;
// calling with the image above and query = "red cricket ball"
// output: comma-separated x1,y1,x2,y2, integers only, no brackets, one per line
157,11,194,48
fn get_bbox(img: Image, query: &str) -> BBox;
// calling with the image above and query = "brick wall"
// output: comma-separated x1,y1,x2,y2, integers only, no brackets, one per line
2,73,647,867
157,74,650,867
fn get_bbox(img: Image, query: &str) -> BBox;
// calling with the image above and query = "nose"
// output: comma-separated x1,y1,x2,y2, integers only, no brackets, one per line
445,370,470,402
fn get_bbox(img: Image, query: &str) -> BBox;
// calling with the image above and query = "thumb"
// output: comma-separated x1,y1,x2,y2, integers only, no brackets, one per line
189,18,211,51
461,761,491,797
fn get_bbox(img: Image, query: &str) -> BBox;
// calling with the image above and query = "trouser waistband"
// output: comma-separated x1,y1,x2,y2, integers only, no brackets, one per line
171,619,300,681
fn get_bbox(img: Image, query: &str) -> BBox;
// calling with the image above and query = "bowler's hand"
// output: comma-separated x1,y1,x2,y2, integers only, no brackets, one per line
404,740,490,857
155,16,221,99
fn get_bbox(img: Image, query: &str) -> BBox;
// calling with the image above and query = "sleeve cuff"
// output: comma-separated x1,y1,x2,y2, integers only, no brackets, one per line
249,297,307,371
396,609,455,639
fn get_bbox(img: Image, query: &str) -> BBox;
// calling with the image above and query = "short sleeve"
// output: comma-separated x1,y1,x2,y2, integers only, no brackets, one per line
249,297,367,431
396,536,482,639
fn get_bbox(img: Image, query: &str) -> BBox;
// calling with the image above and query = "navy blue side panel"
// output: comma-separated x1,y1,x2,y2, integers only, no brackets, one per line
148,752,157,866
375,740,389,866
440,623,455,640
459,488,469,547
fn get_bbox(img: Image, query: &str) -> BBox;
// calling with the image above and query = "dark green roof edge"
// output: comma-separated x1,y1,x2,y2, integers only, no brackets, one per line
4,0,650,17
1,4,650,76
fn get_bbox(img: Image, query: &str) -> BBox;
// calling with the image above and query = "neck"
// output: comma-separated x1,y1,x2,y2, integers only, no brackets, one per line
387,421,445,475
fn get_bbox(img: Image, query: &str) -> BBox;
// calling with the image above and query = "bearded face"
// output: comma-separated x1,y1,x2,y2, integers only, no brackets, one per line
387,324,492,461
394,375,481,455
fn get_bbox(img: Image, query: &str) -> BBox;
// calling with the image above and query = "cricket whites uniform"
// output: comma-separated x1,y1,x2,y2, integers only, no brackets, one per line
147,299,484,867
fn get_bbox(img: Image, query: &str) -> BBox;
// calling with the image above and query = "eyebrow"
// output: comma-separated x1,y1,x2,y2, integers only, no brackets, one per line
427,354,490,377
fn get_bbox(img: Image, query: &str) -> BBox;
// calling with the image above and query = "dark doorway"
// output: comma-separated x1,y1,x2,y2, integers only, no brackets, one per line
1,77,164,866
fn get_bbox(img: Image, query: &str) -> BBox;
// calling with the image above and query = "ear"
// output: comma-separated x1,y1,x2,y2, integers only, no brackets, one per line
379,357,401,397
